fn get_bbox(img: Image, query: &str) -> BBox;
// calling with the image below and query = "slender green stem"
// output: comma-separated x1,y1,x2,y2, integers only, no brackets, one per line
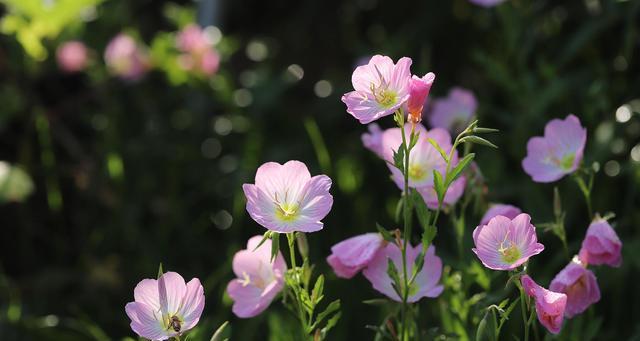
574,174,593,219
517,282,530,341
399,118,412,341
287,233,308,332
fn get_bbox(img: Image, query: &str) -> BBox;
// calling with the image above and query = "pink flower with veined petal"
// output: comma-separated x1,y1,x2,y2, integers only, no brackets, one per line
363,243,443,303
56,41,89,73
578,219,622,267
342,55,412,124
125,272,204,340
417,176,466,209
243,161,333,233
327,233,385,279
227,235,287,318
362,123,385,158
550,261,600,318
104,33,150,81
472,213,544,271
522,115,587,183
521,275,567,334
381,123,457,190
427,87,477,134
480,204,522,225
407,73,436,124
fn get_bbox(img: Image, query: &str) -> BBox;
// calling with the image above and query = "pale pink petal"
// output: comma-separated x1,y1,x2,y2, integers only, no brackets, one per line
480,204,522,225
549,262,600,318
133,279,161,311
327,254,359,279
578,219,622,267
125,302,168,340
330,233,384,268
179,278,205,328
158,272,187,314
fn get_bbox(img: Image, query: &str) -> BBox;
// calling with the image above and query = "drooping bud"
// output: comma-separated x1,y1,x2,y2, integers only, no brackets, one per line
407,73,435,124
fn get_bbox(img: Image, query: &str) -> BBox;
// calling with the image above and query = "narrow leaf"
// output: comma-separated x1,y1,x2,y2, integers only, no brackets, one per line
473,127,499,134
411,189,431,232
459,136,498,149
270,232,280,263
210,321,231,341
252,231,272,251
433,170,445,205
311,275,325,304
427,138,449,163
446,153,475,187
157,263,164,279
392,147,405,172
376,223,394,242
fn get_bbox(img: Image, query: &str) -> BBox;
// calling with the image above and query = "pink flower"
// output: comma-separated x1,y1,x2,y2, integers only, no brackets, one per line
472,213,544,270
177,24,210,53
327,233,385,279
56,41,89,73
578,219,622,267
125,272,204,340
342,55,412,124
522,115,587,183
521,275,567,335
480,204,522,225
104,33,150,81
242,161,333,233
227,235,287,318
468,0,506,7
363,243,443,303
361,123,385,158
381,123,456,190
416,176,466,209
549,261,600,318
176,24,220,76
427,87,477,134
407,73,436,124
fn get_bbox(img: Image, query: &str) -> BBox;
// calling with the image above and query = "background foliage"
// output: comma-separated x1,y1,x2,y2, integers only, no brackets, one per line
0,0,639,339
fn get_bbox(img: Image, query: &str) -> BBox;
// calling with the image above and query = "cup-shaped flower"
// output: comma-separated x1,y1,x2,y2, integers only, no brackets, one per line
522,115,587,183
427,87,477,134
125,272,204,340
104,33,150,81
227,235,287,318
243,161,333,233
521,275,567,335
578,219,622,267
416,176,466,209
480,204,522,225
363,243,443,303
472,213,544,271
407,73,436,124
361,123,385,158
342,55,412,124
327,233,385,279
56,41,89,73
381,123,456,190
549,261,600,318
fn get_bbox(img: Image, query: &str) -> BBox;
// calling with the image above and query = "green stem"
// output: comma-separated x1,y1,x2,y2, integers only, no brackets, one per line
517,282,530,341
399,118,411,341
574,175,593,219
287,233,309,333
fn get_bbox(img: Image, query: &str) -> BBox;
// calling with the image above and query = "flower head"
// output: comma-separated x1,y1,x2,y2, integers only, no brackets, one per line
227,235,287,318
176,24,220,76
578,219,622,267
104,33,150,81
407,73,436,124
522,115,587,183
327,233,385,279
363,243,443,303
521,275,567,335
56,41,89,73
361,123,385,158
427,87,477,134
125,272,204,340
342,55,412,124
480,204,522,225
549,261,600,318
472,213,544,270
381,123,456,190
243,161,333,233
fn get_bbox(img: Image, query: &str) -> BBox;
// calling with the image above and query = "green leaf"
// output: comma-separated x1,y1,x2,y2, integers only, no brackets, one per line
157,263,164,279
459,136,498,149
311,299,341,331
376,223,394,242
472,127,499,134
362,298,391,306
433,170,445,205
553,187,562,218
392,146,405,172
411,189,431,232
252,231,272,251
394,198,403,224
311,275,325,305
386,259,402,298
421,227,436,251
210,321,231,341
270,232,280,263
409,130,420,150
427,138,449,163
446,153,475,187
476,312,490,341
320,311,341,339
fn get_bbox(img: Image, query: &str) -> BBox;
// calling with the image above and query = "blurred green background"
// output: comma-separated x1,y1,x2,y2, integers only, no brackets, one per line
0,0,639,339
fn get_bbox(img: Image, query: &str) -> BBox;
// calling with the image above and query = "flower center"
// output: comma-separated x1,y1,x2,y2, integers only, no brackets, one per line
165,315,182,333
559,153,575,170
408,164,427,181
498,243,521,264
369,67,397,108
275,202,299,222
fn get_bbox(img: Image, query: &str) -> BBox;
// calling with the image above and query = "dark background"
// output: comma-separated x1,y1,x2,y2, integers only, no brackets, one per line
1,0,639,339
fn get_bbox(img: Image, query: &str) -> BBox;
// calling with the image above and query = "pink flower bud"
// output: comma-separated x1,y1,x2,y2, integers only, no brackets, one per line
407,73,435,123
56,41,89,73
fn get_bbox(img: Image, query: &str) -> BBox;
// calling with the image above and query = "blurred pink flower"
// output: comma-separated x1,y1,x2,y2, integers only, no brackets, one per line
176,24,220,76
56,41,89,73
469,0,506,7
417,176,466,209
549,261,600,318
104,33,150,81
381,123,456,190
521,275,567,335
578,219,622,267
472,213,544,270
342,55,412,124
480,204,522,225
227,235,287,318
407,73,436,124
327,233,385,279
363,243,443,302
427,87,477,134
177,24,210,53
125,272,204,340
242,161,333,233
522,115,587,183
361,123,385,158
